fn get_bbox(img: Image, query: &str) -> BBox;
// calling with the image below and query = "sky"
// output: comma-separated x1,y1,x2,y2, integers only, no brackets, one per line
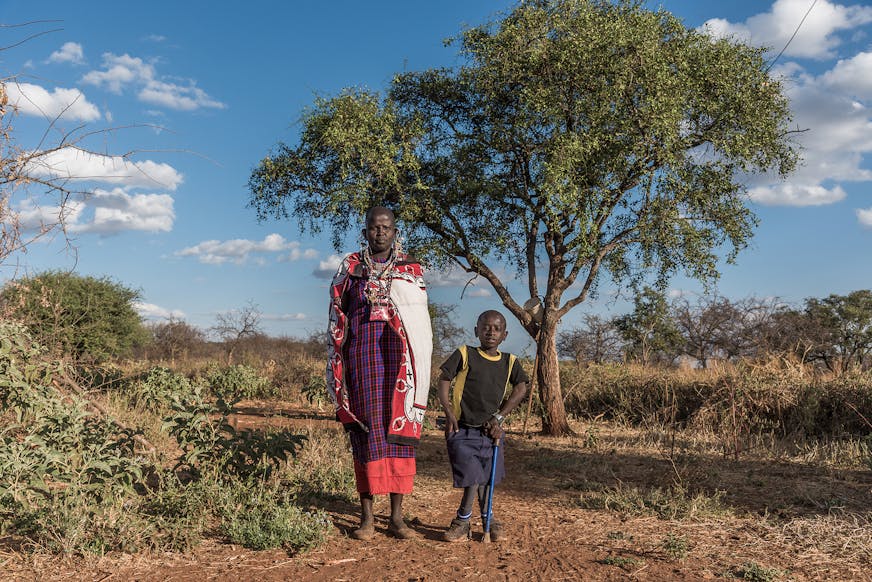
2,0,871,356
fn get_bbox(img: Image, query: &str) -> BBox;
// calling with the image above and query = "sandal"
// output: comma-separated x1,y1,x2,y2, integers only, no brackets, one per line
350,523,375,540
387,521,418,540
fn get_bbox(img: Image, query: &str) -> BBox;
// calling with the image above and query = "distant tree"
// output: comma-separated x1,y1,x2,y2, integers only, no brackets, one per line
211,301,263,364
149,317,205,364
613,287,681,366
0,270,147,361
248,0,798,434
429,302,466,357
557,314,622,364
799,291,872,374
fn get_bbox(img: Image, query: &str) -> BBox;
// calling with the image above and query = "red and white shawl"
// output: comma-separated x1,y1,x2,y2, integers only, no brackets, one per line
326,252,432,446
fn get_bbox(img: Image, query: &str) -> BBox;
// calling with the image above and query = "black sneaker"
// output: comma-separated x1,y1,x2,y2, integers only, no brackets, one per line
442,517,471,542
488,520,505,542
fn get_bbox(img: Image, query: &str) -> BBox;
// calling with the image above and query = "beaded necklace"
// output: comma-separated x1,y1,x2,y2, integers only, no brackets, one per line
361,245,398,316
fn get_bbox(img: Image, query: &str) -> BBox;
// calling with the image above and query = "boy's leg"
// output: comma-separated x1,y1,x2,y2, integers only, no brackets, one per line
443,486,475,542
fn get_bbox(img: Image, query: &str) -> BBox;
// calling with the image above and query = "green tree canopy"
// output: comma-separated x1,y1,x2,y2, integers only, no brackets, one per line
248,0,799,434
0,270,147,361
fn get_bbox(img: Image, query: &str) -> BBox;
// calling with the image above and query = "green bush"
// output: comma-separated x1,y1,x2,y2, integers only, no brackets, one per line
128,366,196,412
218,482,331,552
0,271,148,361
206,364,275,400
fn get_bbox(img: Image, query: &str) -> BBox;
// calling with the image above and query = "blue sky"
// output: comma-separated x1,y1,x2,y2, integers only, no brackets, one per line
2,0,871,355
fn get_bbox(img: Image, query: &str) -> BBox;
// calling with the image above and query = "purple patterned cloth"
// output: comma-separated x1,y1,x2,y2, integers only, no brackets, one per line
343,276,416,464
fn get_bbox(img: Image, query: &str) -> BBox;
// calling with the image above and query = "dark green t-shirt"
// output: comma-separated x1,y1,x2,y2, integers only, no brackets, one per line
440,346,529,426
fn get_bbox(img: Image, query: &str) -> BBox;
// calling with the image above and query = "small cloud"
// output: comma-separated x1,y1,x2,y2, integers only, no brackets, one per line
857,207,872,227
262,312,307,322
467,287,492,298
278,247,319,262
313,254,345,279
748,183,847,206
71,187,175,234
47,42,85,65
5,82,100,121
143,34,166,43
175,234,304,265
82,52,225,111
135,301,185,320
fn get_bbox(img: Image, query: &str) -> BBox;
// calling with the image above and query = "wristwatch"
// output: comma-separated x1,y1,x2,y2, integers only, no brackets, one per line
491,412,505,425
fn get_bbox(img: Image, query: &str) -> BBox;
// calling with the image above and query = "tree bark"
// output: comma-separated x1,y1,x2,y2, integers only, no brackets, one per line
537,315,573,436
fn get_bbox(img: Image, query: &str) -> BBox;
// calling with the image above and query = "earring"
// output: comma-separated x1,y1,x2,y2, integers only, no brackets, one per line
393,233,404,256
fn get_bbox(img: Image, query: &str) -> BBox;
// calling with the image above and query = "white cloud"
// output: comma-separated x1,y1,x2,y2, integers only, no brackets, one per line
313,254,345,279
16,198,86,231
26,147,184,191
47,42,85,65
71,188,175,234
139,79,226,111
701,0,872,60
745,55,872,206
857,207,872,227
143,34,166,43
278,247,319,262
16,187,175,235
81,52,225,111
135,301,185,320
5,82,100,121
262,312,307,321
467,287,492,298
81,53,154,93
749,183,847,206
821,51,872,99
176,234,304,264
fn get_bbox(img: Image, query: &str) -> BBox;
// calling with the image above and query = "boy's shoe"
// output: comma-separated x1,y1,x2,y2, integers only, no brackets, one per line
488,520,505,542
442,517,471,542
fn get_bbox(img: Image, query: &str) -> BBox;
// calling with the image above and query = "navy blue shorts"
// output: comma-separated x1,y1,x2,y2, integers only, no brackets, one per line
446,427,505,488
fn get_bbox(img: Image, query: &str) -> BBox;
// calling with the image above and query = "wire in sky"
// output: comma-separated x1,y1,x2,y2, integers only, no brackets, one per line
766,0,819,72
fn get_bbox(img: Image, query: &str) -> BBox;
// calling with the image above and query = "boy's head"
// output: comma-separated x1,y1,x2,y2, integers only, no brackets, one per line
475,310,508,351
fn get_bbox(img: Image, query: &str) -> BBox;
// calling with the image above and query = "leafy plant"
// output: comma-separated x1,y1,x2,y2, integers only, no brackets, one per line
128,366,196,412
162,388,305,479
217,481,331,552
662,532,689,560
301,373,327,409
206,363,274,400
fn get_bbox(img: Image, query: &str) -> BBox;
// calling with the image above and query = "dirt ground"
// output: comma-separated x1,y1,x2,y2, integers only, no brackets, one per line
5,405,872,581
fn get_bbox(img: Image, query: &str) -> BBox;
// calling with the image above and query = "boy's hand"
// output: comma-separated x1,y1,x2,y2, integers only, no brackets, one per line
484,418,504,441
444,413,459,437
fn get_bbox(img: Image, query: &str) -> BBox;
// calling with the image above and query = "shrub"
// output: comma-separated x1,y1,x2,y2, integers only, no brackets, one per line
127,366,196,412
218,482,331,552
0,271,148,361
206,364,275,400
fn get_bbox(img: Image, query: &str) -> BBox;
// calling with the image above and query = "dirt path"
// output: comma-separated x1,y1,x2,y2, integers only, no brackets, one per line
7,407,872,581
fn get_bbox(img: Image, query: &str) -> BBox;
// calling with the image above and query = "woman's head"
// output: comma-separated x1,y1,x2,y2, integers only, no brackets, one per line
363,206,397,257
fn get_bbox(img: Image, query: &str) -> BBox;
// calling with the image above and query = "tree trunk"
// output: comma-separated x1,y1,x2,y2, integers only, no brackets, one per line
537,315,573,436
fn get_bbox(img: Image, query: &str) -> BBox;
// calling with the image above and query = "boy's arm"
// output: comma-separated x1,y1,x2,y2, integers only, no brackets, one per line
484,381,528,440
437,371,459,436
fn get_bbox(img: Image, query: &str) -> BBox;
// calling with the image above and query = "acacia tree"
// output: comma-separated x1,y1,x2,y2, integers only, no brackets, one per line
613,287,681,365
248,0,798,434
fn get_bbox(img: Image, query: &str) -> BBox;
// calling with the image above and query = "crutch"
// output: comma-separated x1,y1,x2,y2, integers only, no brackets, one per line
482,437,500,543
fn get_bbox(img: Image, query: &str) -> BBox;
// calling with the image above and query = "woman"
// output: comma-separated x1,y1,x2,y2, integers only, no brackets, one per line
326,206,432,540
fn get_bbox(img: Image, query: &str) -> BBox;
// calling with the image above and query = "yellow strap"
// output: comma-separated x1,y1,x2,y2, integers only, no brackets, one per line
451,345,469,419
504,354,516,401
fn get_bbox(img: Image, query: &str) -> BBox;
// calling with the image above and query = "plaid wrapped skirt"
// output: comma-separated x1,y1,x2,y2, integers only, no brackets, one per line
343,278,415,494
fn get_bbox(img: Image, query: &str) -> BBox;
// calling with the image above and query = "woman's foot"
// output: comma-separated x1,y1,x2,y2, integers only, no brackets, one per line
350,521,375,540
387,519,418,540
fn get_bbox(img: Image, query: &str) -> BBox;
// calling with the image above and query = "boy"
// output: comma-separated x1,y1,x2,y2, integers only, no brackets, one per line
437,310,529,542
